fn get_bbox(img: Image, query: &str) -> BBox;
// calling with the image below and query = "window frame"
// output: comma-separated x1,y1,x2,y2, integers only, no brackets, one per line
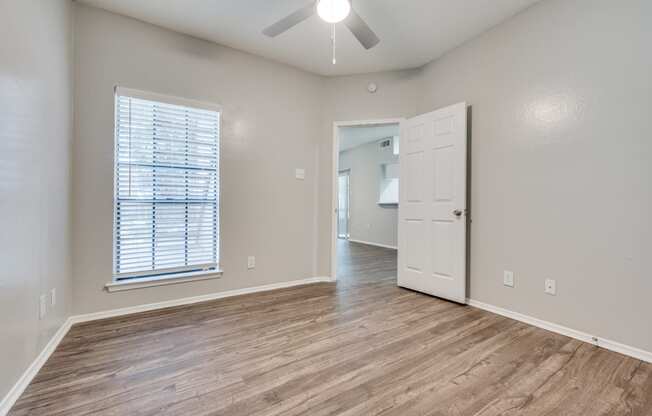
109,86,222,290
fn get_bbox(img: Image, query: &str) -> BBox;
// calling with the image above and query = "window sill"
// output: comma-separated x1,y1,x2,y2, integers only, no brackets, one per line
105,269,223,292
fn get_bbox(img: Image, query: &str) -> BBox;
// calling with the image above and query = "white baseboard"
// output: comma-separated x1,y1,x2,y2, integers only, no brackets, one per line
0,318,74,416
70,276,333,324
467,299,652,364
348,239,397,250
0,276,333,415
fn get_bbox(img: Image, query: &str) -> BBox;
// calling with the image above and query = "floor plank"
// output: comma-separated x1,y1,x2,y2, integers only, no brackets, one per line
9,240,652,415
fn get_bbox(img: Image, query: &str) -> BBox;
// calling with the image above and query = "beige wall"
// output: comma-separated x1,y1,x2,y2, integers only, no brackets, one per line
339,141,399,248
0,0,74,400
416,0,652,351
72,4,324,314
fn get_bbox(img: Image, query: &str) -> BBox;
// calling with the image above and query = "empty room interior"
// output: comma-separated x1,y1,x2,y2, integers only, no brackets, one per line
1,0,651,415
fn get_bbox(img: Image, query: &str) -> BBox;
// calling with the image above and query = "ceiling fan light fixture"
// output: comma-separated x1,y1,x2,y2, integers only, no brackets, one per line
317,0,351,24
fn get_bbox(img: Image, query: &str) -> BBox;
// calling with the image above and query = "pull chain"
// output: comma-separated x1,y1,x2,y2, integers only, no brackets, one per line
331,24,336,65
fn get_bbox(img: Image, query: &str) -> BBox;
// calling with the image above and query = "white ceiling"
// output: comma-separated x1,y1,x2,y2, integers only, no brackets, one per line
77,0,540,76
339,124,399,152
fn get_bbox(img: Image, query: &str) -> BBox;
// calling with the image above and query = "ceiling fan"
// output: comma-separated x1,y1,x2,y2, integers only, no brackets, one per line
263,0,380,51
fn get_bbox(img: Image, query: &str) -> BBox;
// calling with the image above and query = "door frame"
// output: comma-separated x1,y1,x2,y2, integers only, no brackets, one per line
331,118,405,281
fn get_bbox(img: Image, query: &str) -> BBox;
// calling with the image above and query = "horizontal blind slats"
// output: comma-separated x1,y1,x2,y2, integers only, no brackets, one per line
114,93,220,279
117,102,218,120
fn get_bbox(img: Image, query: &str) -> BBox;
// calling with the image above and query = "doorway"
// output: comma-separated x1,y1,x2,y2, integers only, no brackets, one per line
330,105,468,304
331,118,404,281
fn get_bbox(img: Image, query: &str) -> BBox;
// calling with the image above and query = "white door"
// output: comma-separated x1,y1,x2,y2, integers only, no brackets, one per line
398,102,468,304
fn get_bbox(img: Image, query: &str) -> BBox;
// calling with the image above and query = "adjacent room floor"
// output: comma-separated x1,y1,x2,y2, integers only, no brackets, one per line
10,241,652,415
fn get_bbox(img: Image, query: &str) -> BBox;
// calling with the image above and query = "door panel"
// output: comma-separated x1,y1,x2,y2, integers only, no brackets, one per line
431,220,453,277
405,220,425,271
433,146,454,200
405,151,425,203
398,102,467,303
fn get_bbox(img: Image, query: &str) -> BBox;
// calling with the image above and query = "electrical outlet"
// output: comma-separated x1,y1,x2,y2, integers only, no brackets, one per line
50,288,56,307
247,256,256,270
545,278,556,295
503,270,514,287
39,295,47,319
295,168,305,180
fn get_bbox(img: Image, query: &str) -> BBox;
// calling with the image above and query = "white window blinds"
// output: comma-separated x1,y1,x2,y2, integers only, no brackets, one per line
113,88,220,280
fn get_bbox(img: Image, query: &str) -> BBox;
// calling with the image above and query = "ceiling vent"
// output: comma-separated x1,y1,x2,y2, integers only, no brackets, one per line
379,138,392,149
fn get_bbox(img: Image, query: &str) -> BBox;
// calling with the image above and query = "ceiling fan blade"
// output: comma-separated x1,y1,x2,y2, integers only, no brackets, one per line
262,2,316,37
344,8,380,49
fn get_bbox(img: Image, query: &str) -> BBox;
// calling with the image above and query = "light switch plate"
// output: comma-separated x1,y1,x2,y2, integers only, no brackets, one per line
247,256,255,270
503,270,514,287
295,168,305,180
545,278,556,295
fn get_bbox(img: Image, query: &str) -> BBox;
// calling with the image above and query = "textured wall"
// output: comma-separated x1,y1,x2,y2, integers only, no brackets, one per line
417,0,652,351
0,0,74,400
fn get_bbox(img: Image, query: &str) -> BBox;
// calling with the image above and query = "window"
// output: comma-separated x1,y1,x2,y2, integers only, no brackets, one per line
113,87,220,282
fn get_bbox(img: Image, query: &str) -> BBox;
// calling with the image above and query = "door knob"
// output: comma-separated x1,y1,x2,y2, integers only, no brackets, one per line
453,209,464,217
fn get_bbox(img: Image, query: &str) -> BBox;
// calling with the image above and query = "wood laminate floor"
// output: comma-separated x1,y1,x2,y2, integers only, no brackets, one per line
10,240,652,415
